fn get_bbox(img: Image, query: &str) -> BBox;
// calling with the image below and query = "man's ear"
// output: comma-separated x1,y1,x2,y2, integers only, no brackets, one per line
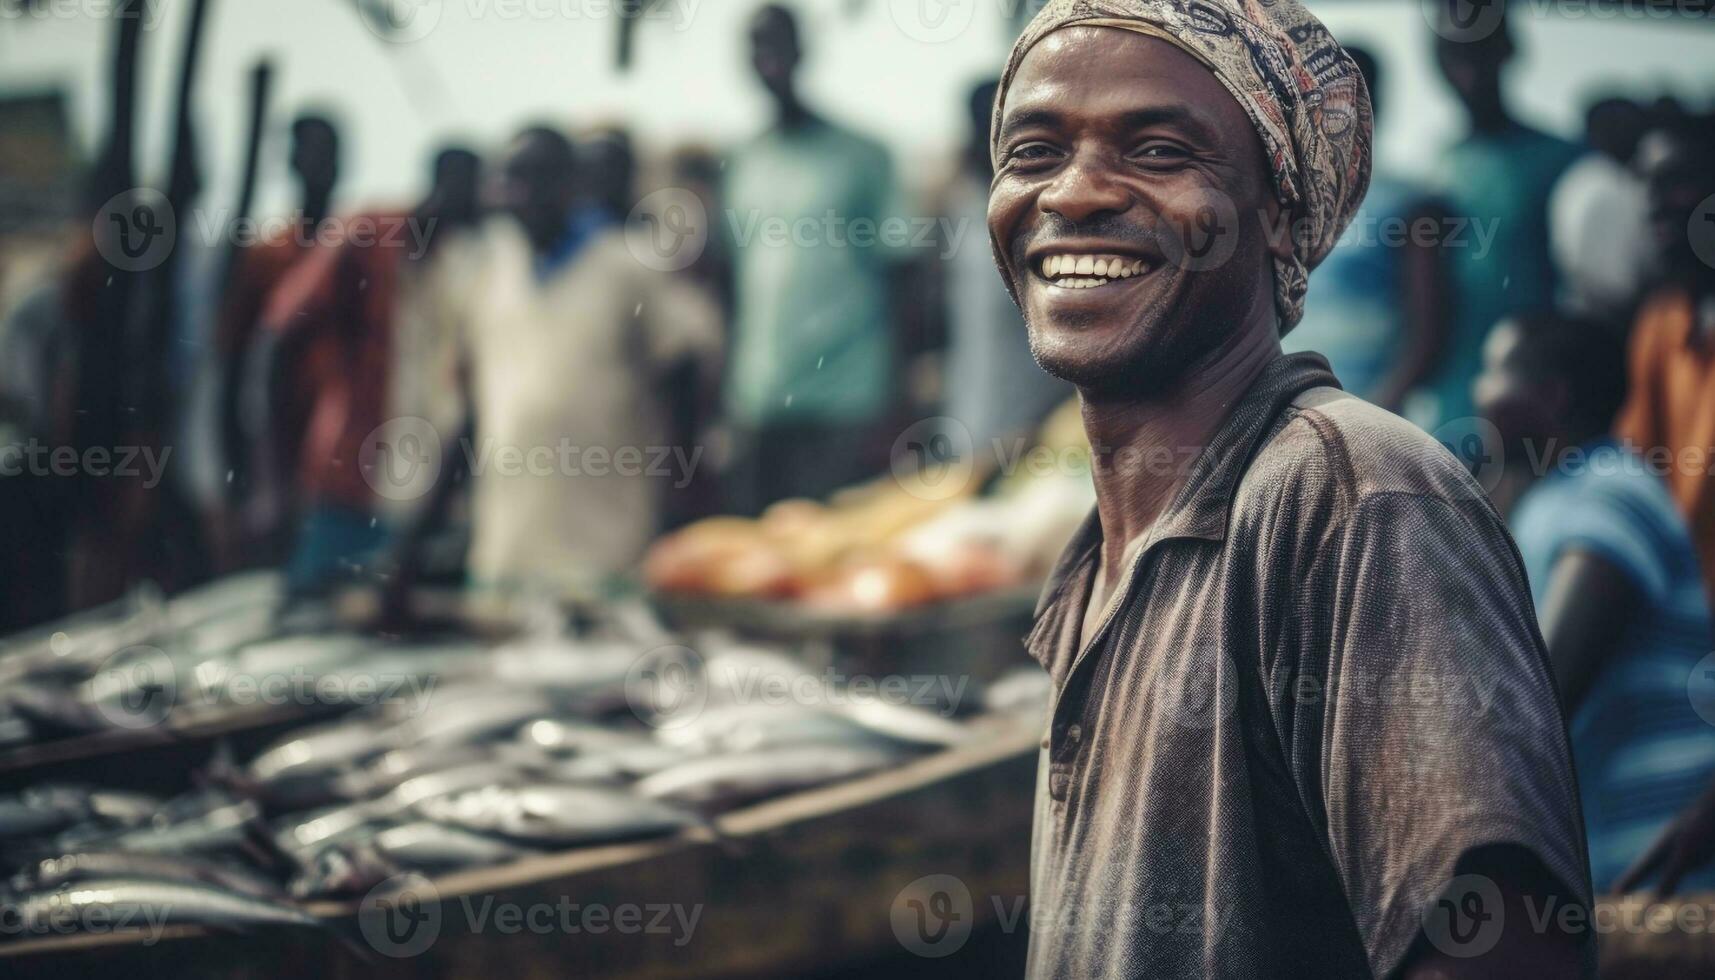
1259,192,1295,263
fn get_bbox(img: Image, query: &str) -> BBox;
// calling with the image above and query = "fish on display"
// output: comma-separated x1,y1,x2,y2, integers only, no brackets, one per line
68,796,261,857
827,700,971,748
516,718,644,757
10,851,286,901
635,744,904,813
1,877,327,943
369,821,539,871
655,703,900,756
287,839,399,899
391,686,556,747
0,785,160,849
242,717,400,808
416,784,696,846
271,803,386,858
548,742,686,783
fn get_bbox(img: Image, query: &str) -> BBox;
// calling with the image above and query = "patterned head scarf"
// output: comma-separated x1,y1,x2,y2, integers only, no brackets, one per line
991,0,1373,332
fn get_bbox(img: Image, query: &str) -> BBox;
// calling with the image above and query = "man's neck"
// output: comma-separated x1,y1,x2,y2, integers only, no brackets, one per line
1081,324,1282,585
773,93,815,132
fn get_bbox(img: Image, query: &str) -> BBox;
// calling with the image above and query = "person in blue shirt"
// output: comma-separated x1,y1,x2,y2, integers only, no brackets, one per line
1476,309,1715,895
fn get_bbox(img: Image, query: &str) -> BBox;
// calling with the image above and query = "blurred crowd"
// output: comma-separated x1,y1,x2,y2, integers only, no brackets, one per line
3,1,1715,899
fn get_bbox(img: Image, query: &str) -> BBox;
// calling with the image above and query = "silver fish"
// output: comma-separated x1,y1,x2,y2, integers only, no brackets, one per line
548,742,686,783
416,784,695,845
75,797,260,856
828,700,971,748
655,703,898,756
392,687,555,747
370,821,537,871
516,718,643,757
10,851,285,901
271,803,384,856
635,744,903,812
2,877,324,941
246,717,399,790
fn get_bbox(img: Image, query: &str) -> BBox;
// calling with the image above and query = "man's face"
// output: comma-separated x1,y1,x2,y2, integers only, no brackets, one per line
988,28,1285,395
1636,130,1715,280
749,13,799,102
1473,319,1556,449
487,134,575,246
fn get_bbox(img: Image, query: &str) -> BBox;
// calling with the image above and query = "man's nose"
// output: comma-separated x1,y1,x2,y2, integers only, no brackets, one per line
1038,152,1132,224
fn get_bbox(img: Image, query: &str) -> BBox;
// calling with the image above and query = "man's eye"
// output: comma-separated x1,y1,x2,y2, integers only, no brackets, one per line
1131,143,1190,163
1008,142,1060,164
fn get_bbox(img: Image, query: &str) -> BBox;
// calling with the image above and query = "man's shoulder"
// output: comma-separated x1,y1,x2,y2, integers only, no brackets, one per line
1242,387,1487,523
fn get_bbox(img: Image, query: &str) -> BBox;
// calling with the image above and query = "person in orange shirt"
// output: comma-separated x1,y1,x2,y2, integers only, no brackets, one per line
1614,113,1715,610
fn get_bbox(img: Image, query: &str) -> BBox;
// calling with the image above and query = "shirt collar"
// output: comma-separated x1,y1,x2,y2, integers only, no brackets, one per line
1033,352,1340,617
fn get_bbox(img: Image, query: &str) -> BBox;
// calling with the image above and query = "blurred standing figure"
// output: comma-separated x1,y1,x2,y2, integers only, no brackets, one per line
1477,311,1715,895
392,127,721,599
256,145,484,595
724,4,903,510
214,112,342,562
935,78,1069,454
1417,4,1581,430
1614,115,1715,611
1550,97,1651,323
1283,46,1449,408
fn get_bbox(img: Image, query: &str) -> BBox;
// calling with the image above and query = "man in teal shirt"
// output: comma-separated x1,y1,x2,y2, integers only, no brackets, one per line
724,4,903,510
1412,4,1581,432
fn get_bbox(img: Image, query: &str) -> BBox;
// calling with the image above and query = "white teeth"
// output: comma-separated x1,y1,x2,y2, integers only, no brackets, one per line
1040,254,1146,282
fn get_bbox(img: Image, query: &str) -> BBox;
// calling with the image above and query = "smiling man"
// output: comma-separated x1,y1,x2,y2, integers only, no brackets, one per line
989,2,1592,978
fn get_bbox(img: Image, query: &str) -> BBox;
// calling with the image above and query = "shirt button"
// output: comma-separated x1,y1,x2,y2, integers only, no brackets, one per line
1049,769,1070,801
1066,723,1082,744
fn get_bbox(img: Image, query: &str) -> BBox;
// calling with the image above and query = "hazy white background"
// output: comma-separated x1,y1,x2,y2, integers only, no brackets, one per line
1,0,1712,217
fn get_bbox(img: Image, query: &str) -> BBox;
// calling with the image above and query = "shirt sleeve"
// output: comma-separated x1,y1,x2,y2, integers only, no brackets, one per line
1544,470,1676,604
1298,491,1592,978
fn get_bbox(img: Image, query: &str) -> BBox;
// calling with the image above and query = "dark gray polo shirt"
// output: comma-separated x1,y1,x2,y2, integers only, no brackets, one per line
1023,354,1592,979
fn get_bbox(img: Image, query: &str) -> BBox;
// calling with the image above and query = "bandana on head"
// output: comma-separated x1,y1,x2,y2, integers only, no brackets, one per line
990,0,1373,332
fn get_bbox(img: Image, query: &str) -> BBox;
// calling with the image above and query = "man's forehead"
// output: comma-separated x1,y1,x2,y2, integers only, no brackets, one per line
1002,27,1236,127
